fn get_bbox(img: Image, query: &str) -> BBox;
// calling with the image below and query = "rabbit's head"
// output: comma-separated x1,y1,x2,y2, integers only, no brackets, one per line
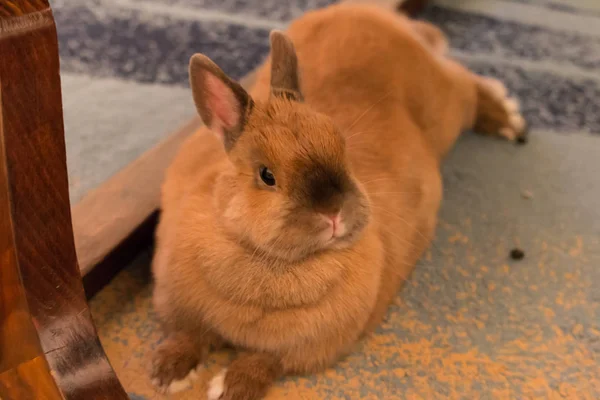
189,31,370,261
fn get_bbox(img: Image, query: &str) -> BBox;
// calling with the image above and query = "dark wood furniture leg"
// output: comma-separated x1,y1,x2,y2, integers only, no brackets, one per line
398,0,430,15
0,1,128,398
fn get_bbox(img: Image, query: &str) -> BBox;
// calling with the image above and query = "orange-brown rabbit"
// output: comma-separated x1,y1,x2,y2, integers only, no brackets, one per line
151,3,526,399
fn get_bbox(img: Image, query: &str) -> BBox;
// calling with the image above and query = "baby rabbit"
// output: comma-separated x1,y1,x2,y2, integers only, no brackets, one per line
151,3,526,399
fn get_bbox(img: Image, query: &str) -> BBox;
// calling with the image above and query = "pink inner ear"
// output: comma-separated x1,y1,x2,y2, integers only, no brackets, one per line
205,74,240,133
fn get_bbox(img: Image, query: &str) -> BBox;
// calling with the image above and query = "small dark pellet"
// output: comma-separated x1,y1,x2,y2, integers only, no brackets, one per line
516,136,528,145
510,248,525,260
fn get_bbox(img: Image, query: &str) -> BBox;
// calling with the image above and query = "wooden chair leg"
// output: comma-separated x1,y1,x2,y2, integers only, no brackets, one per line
0,1,128,398
398,0,431,16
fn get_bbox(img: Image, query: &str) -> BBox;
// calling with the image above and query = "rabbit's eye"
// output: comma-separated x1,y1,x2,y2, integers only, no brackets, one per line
259,166,276,186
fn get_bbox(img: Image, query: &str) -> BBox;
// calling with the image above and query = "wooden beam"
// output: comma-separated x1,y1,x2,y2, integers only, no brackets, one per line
72,117,202,276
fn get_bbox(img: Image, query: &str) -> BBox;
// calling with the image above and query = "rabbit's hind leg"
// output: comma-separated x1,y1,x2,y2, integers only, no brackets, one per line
474,76,528,142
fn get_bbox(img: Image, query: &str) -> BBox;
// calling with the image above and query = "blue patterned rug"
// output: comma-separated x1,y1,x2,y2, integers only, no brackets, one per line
67,0,600,398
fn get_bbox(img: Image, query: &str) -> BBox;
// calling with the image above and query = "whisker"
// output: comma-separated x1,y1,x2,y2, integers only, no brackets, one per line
368,191,422,196
358,176,449,196
345,88,396,132
360,177,400,185
370,205,443,257
345,129,380,142
372,219,425,252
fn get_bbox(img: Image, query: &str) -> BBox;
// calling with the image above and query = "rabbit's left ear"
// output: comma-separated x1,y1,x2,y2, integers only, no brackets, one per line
269,30,303,102
189,54,253,151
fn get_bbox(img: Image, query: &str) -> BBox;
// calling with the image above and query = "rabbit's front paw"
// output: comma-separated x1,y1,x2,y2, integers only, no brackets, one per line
150,336,200,394
207,369,227,400
206,353,281,400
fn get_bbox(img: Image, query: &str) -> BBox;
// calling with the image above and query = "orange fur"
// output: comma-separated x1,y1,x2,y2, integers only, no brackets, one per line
151,4,526,399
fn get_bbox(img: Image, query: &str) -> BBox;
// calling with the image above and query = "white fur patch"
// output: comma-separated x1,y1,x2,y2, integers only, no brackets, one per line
207,369,228,400
510,113,526,133
484,77,508,99
482,77,526,140
152,366,201,394
504,97,520,113
499,127,516,141
166,376,193,394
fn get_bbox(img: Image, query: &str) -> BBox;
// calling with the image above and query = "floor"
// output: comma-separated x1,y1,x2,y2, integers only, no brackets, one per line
86,0,600,398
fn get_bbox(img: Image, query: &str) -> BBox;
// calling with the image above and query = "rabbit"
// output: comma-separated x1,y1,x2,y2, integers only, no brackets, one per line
150,3,526,399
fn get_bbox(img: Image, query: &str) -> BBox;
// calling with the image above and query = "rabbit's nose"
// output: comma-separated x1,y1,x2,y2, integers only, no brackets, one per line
321,212,344,237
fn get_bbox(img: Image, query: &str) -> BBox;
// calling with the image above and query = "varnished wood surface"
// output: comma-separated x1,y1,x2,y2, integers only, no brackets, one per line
0,1,128,398
0,356,63,399
0,0,49,18
0,82,43,376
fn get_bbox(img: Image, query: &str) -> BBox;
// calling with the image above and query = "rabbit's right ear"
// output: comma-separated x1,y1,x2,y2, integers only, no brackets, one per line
269,31,303,102
189,54,253,151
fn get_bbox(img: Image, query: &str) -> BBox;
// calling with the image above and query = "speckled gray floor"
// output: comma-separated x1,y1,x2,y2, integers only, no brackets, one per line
58,0,599,397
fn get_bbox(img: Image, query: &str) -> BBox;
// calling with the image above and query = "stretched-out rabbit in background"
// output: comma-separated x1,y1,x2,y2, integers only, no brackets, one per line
151,3,526,399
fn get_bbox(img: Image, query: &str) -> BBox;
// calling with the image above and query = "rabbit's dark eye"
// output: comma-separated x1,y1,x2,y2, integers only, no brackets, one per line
259,166,276,186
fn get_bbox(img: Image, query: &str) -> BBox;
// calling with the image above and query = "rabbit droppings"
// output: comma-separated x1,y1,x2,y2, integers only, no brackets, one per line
151,3,526,399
